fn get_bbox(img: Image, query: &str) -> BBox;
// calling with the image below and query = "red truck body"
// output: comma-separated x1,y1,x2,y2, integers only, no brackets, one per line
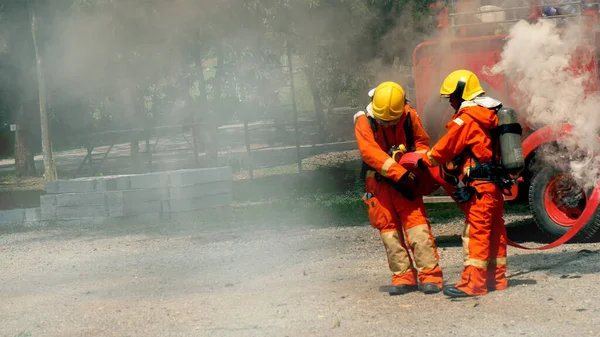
412,0,600,241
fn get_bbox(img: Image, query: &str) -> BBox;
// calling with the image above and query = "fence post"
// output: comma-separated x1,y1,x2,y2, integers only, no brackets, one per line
286,41,302,174
191,121,200,168
244,119,253,180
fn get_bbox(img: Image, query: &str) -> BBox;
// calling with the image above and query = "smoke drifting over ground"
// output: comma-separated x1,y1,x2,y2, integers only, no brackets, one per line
490,19,600,189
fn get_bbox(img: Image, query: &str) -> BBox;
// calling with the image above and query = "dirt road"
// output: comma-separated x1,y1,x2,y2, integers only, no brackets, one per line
2,215,600,337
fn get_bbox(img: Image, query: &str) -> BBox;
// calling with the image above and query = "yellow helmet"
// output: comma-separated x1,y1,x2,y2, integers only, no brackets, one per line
371,81,406,121
440,70,485,101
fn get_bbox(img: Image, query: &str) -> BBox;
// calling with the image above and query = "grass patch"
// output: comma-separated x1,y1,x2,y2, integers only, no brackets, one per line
231,160,532,229
14,331,32,337
0,171,16,180
0,171,45,193
232,168,367,227
231,195,530,229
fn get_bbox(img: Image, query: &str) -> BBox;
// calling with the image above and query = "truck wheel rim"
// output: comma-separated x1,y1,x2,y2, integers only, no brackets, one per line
543,174,588,227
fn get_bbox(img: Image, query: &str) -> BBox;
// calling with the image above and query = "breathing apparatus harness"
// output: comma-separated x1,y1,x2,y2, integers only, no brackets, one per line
360,111,417,200
446,101,523,203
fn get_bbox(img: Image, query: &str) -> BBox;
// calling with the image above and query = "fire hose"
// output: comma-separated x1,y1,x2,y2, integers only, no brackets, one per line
507,187,600,250
399,152,600,250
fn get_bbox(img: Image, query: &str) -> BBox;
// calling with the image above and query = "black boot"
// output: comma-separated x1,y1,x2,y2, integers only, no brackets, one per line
443,286,472,298
422,283,442,294
379,285,419,296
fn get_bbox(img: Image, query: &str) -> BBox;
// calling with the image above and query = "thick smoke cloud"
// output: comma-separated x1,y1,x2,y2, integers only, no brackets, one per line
490,19,600,189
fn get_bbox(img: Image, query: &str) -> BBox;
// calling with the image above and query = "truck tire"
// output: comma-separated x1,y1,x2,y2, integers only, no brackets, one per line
528,166,600,242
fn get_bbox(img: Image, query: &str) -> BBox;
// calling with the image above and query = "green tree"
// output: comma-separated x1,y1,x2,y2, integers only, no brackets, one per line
0,0,39,177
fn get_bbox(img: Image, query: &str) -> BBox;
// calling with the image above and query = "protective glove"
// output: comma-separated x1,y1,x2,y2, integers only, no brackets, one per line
392,182,415,201
452,185,476,204
415,158,427,171
390,172,417,201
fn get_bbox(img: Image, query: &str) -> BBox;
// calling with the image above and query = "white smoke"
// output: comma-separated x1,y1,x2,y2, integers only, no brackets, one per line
490,19,600,189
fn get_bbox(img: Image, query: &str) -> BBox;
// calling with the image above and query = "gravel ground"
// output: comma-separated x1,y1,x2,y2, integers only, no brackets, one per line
2,214,600,337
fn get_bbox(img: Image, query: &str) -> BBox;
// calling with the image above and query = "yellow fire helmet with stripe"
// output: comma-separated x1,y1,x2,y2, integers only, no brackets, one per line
440,69,485,101
370,81,406,122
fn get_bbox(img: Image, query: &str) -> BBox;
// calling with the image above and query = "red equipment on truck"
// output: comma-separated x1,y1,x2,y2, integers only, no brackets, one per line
413,0,600,242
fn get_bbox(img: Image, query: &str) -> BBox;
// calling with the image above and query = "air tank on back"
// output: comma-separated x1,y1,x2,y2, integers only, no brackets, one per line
496,107,525,173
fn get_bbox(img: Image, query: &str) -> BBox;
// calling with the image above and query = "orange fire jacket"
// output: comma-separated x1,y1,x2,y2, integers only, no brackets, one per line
355,105,430,182
424,102,499,175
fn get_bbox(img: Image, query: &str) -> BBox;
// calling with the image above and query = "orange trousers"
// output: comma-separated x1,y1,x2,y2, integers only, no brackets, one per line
455,183,507,296
363,174,443,287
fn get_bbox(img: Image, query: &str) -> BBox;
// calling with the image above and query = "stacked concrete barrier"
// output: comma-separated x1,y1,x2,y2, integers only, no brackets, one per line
0,208,42,226
30,167,232,226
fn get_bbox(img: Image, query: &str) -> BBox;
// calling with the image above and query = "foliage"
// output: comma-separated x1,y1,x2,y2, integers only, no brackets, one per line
0,0,439,152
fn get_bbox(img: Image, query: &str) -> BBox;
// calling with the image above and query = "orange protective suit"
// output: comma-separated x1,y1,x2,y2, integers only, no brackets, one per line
423,101,507,296
355,105,443,288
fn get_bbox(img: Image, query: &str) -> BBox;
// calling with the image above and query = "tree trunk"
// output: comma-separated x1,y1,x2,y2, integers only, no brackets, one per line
28,0,57,181
199,48,218,166
14,103,37,177
287,42,302,174
213,43,224,101
304,58,326,144
131,139,140,172
121,86,141,172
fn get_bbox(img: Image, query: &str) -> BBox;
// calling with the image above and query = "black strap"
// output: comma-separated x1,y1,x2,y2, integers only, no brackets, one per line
404,112,415,152
366,112,413,150
367,115,389,150
360,112,415,180
360,116,379,180
447,104,517,194
367,115,378,133
454,81,466,99
496,123,523,135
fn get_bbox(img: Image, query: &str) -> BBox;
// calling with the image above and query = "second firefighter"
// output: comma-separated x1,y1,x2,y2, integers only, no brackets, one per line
354,81,444,295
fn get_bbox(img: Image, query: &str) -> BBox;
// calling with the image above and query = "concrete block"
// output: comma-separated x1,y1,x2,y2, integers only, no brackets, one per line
111,212,162,225
168,209,203,223
25,208,42,222
105,176,131,190
46,177,111,194
160,211,171,222
36,169,232,226
423,196,453,204
168,193,232,213
55,205,107,219
161,200,171,214
54,192,106,207
94,179,108,192
106,188,167,217
46,180,95,194
0,209,25,224
41,204,55,221
45,181,59,194
106,191,124,205
54,218,106,227
129,173,169,189
107,205,122,217
106,191,124,217
168,167,232,187
40,195,57,207
22,220,49,228
107,205,124,218
121,188,169,203
108,199,164,217
169,181,232,200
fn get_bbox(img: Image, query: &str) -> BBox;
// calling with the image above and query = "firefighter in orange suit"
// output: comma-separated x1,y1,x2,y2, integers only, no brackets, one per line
420,70,507,298
354,81,443,295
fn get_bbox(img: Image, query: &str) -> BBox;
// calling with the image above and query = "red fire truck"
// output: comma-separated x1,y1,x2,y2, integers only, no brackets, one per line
414,0,600,241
